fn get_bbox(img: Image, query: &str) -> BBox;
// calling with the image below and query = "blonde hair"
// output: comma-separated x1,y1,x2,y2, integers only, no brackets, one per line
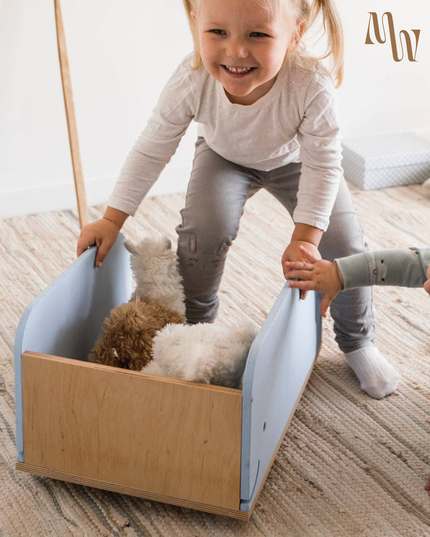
182,0,344,87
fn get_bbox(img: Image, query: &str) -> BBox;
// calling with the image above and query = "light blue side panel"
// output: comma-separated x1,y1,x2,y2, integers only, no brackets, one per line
240,285,321,510
14,234,132,463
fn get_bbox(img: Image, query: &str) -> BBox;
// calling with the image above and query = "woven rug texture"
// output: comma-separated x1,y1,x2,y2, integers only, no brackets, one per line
1,182,430,536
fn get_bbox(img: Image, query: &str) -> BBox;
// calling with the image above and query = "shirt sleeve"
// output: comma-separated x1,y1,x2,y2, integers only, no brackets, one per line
336,248,430,290
107,57,196,216
294,70,343,231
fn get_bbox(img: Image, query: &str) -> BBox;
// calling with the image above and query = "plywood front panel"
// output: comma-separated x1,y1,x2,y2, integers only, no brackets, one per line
22,352,242,510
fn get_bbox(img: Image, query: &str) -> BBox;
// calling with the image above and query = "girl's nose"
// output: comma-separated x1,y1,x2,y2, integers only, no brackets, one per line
225,38,249,59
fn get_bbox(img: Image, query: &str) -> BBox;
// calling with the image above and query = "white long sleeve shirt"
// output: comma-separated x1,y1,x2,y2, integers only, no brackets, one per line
108,52,343,231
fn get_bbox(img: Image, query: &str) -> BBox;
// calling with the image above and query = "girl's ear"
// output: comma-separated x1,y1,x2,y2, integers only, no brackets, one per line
191,9,196,22
288,20,306,52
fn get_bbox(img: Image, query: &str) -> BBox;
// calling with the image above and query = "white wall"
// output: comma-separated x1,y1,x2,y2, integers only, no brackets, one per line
0,0,197,219
336,0,430,137
1,0,429,219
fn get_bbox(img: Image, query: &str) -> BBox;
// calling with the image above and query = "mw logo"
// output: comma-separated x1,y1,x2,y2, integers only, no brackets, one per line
365,12,421,62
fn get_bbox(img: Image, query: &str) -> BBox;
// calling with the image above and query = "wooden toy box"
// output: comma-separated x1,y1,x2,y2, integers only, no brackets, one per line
14,235,321,520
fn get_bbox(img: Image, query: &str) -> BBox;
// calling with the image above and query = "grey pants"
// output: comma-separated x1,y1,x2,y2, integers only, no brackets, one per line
176,137,375,353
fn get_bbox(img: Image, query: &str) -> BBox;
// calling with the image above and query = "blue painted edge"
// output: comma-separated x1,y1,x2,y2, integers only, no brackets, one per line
239,282,294,502
239,285,321,511
14,234,125,463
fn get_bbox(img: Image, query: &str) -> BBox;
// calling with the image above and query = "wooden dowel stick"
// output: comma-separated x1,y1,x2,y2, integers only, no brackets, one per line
54,0,89,229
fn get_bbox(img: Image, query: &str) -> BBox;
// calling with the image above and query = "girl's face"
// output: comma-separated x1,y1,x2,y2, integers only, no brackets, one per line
193,0,298,105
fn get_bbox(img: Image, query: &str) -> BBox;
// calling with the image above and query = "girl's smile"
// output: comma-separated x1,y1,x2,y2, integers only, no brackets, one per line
223,65,256,74
222,65,257,77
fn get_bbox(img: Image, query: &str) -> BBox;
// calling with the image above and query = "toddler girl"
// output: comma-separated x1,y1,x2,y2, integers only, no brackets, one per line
77,0,398,399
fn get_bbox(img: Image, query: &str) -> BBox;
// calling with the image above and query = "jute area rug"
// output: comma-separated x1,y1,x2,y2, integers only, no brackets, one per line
1,181,430,536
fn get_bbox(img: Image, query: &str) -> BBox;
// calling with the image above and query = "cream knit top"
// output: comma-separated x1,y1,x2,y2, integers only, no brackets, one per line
108,52,343,231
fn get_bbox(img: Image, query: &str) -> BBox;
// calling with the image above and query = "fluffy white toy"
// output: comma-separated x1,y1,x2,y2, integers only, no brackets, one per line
142,321,257,389
124,236,186,316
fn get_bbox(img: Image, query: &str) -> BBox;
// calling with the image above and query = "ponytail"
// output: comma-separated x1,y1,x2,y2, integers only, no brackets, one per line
297,0,344,87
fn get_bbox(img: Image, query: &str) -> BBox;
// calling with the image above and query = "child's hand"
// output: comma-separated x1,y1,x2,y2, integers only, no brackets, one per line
283,245,344,317
281,241,321,300
76,218,120,268
425,266,430,296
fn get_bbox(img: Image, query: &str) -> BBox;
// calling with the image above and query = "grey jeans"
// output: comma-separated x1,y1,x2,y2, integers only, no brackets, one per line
176,137,375,353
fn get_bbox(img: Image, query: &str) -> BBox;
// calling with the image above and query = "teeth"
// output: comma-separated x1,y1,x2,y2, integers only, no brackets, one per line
225,66,253,74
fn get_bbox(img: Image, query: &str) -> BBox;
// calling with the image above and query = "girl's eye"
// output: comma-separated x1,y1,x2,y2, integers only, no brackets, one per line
209,29,226,35
250,32,269,38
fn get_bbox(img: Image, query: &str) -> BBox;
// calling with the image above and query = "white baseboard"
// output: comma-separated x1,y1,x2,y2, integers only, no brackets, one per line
0,166,191,220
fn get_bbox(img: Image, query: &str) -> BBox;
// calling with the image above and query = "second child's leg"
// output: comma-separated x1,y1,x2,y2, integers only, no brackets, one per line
176,138,261,324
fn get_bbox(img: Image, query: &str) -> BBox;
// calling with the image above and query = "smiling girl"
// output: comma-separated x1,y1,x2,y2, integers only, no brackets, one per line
77,0,400,399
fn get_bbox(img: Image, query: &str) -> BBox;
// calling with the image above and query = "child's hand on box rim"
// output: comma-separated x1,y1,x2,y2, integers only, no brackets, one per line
284,245,343,317
425,266,430,296
76,218,120,268
281,241,321,300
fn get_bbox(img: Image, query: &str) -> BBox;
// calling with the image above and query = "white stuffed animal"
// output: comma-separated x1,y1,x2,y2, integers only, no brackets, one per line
125,236,185,315
143,321,257,389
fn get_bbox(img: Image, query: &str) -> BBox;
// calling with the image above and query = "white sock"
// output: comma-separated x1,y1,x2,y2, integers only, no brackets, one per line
344,347,400,399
